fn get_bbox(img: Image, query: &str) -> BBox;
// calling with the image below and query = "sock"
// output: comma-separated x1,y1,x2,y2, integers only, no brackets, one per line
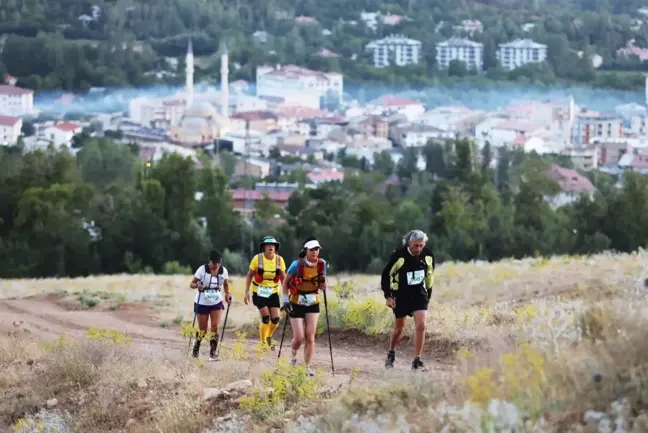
259,322,268,342
267,322,278,339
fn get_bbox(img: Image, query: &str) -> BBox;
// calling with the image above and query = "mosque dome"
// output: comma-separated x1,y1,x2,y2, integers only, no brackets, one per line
184,101,219,118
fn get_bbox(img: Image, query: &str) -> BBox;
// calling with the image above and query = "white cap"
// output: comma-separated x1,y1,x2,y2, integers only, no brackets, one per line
303,240,321,250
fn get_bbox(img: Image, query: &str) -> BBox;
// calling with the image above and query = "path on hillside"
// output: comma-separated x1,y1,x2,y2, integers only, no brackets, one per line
0,294,453,388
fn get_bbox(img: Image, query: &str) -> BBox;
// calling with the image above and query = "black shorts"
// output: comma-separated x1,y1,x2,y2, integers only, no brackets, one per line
252,292,281,309
194,302,224,315
289,302,320,319
393,295,429,319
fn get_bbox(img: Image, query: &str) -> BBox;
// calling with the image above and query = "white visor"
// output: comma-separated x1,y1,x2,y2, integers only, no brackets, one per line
303,240,321,250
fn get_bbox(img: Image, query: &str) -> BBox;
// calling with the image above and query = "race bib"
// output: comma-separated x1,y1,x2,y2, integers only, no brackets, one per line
406,270,425,286
204,290,222,303
257,286,273,298
297,293,317,306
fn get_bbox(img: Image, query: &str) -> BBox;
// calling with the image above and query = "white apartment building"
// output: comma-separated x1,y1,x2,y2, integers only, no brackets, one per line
42,122,83,147
365,34,422,68
496,39,548,70
255,64,343,110
0,85,34,117
0,115,22,145
436,38,484,71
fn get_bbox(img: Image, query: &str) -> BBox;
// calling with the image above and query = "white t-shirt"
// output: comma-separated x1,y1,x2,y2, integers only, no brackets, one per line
193,265,229,306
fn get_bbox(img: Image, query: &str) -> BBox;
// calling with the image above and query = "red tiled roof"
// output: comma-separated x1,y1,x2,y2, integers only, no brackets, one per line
630,155,648,168
0,84,32,95
373,95,423,107
278,105,329,119
230,110,278,121
512,135,529,146
55,122,81,132
307,168,345,182
0,115,20,126
231,189,293,201
548,164,596,192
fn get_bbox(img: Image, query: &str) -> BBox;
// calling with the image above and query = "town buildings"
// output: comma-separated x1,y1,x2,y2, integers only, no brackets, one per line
365,34,422,68
496,39,548,70
435,37,484,71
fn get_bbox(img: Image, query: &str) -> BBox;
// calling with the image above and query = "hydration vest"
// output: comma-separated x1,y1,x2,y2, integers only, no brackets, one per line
253,253,283,284
289,258,326,295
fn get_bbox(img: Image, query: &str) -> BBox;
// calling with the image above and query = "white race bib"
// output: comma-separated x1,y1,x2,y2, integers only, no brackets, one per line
257,286,273,298
204,290,222,303
406,270,425,286
298,293,317,306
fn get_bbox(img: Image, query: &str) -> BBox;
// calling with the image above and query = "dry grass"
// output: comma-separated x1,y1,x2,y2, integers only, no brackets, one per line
2,251,648,432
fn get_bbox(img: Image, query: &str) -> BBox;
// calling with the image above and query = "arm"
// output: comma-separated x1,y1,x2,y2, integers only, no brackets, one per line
278,256,287,282
380,251,401,299
281,260,298,307
221,267,232,302
245,270,254,295
423,249,435,298
190,267,204,290
224,280,231,300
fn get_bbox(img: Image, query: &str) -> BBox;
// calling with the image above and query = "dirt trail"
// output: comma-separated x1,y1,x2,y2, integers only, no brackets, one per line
0,294,452,388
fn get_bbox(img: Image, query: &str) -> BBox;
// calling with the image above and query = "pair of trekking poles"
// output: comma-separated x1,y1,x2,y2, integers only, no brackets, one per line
187,291,231,359
277,290,335,375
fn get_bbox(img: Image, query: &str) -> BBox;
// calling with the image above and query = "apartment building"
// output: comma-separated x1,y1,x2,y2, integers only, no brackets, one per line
365,34,422,68
496,39,548,70
571,111,623,145
435,38,484,71
0,84,34,117
0,115,22,145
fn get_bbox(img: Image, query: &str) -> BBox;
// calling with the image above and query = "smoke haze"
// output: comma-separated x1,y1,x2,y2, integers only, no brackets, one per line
32,81,644,117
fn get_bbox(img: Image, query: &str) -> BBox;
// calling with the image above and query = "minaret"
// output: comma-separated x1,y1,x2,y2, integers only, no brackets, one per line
644,74,648,107
185,39,194,108
220,41,229,119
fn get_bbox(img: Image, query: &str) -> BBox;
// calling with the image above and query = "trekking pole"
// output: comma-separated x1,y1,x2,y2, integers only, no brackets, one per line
323,290,335,375
277,310,289,359
215,296,231,358
187,291,202,356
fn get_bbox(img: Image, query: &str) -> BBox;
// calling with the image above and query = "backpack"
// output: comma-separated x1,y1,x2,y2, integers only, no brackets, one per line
202,263,223,288
289,258,326,295
254,253,283,284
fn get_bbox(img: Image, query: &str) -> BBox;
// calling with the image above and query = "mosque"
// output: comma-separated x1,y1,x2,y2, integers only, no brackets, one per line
128,41,240,147
168,41,231,146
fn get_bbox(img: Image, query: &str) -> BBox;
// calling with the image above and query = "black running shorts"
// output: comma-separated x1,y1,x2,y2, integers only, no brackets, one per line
393,295,429,319
252,292,281,309
289,302,320,319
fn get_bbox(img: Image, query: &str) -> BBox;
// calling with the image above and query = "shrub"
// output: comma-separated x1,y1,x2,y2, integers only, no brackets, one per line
161,261,192,275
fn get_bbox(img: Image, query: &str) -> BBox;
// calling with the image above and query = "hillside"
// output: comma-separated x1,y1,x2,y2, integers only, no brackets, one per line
1,252,647,432
2,0,648,91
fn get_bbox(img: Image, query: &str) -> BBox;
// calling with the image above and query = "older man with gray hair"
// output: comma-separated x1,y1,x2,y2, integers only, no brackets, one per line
380,230,436,371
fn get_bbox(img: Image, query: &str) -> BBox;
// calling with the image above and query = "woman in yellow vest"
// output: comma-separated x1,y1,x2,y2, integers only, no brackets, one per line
244,236,287,349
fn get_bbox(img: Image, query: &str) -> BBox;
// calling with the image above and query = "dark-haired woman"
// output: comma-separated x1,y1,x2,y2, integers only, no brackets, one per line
281,237,327,376
189,249,231,361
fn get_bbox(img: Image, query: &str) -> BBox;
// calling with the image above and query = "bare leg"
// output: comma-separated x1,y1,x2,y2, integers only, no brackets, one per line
290,317,305,357
208,309,223,358
390,317,406,351
303,313,319,366
412,310,427,357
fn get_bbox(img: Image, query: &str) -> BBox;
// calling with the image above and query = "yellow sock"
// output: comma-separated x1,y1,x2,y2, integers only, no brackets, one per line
259,322,268,343
267,322,278,339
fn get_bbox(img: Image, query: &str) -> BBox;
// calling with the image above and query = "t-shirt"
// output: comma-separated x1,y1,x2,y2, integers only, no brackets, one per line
193,265,229,306
286,259,327,305
248,253,287,295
